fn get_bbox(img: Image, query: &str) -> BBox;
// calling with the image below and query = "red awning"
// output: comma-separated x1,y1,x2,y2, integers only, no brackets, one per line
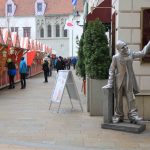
27,51,36,66
86,0,111,23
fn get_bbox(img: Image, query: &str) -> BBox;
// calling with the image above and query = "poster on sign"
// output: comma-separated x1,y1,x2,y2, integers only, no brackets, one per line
49,70,83,112
51,71,68,103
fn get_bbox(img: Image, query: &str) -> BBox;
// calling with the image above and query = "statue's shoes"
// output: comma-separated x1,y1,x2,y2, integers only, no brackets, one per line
129,116,143,124
112,116,124,123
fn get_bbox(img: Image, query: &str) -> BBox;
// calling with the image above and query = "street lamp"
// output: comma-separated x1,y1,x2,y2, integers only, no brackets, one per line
71,10,81,57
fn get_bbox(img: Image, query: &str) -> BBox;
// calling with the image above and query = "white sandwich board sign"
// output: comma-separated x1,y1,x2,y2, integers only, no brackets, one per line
49,70,83,112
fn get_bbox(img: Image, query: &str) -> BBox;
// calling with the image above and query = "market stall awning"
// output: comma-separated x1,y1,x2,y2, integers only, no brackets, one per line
33,40,37,50
86,0,111,23
27,51,36,66
0,30,4,46
2,28,12,46
11,32,20,47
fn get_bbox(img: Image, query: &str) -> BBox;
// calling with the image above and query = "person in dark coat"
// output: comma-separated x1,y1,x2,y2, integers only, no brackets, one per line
66,57,71,70
56,56,63,73
7,58,16,89
42,59,49,82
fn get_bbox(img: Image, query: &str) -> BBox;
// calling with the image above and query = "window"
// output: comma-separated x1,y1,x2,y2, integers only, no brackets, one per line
7,4,12,13
35,0,46,15
11,27,18,33
56,24,60,37
47,25,51,37
5,0,16,16
37,3,42,12
142,9,150,62
63,28,67,37
23,27,31,38
40,27,44,38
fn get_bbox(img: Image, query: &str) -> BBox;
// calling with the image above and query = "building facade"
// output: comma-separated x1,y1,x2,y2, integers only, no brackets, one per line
85,0,150,120
0,0,83,57
112,0,150,120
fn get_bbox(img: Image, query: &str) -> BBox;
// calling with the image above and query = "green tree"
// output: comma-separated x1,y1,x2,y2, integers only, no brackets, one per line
83,19,111,80
76,34,86,79
76,23,87,80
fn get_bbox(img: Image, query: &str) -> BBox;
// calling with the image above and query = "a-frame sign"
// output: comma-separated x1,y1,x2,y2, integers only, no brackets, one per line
49,70,83,113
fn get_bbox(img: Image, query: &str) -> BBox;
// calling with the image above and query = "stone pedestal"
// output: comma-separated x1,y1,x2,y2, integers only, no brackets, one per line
101,121,146,133
89,79,107,116
101,87,146,133
102,87,113,123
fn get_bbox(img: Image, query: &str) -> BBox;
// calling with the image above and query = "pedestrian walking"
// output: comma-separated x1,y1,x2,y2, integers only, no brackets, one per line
66,57,71,70
56,56,64,73
48,55,53,76
71,57,77,69
19,57,27,89
42,59,49,82
6,58,16,89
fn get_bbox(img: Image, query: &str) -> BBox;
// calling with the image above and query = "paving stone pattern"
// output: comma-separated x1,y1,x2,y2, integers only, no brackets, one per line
0,69,150,150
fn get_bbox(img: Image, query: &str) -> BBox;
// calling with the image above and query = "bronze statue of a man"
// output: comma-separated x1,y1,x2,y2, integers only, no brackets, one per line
104,40,150,123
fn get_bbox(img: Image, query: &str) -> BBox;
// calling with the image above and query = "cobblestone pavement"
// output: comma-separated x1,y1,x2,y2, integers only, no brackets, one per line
0,69,150,150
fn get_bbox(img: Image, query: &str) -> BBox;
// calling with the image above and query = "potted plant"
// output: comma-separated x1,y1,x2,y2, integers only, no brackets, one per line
83,19,111,116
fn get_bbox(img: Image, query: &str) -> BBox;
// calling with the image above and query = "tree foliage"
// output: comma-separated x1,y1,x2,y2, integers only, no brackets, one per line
83,19,111,80
76,19,111,80
76,23,87,80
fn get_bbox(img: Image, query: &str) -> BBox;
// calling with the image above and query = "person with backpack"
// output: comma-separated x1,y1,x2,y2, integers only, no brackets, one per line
6,58,16,89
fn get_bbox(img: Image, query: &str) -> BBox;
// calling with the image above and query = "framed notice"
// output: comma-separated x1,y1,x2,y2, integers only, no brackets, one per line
49,70,83,112
51,71,69,103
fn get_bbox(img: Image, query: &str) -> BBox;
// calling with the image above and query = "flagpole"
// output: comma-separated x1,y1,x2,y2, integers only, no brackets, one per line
71,14,75,58
72,29,73,57
71,0,78,57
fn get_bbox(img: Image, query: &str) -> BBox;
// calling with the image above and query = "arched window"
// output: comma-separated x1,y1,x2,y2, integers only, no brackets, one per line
63,26,67,37
40,27,44,38
56,24,60,37
47,25,51,37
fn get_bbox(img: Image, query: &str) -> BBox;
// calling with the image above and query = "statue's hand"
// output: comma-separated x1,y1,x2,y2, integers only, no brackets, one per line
146,41,150,52
102,84,113,89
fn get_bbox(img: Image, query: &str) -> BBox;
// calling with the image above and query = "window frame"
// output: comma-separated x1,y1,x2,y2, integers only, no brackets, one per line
35,0,46,16
47,25,52,37
7,4,12,13
40,27,44,38
141,8,150,62
56,24,60,37
63,28,67,37
23,27,31,38
37,2,42,12
5,0,16,16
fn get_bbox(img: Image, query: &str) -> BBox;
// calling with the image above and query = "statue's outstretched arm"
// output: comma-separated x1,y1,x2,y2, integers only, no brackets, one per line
133,41,150,58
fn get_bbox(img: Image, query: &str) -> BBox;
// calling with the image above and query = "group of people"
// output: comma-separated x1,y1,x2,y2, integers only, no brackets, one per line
42,56,78,83
6,54,78,89
53,56,77,71
6,57,27,90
